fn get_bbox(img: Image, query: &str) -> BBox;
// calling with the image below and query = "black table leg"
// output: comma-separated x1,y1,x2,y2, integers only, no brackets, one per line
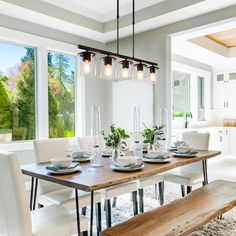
33,178,38,210
30,177,35,211
95,202,102,235
202,160,209,185
75,189,81,235
90,191,94,236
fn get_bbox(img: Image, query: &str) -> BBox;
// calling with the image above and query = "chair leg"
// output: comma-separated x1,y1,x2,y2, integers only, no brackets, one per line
138,188,144,213
81,207,87,216
154,184,158,200
158,182,164,205
187,186,192,194
132,191,138,215
81,231,88,236
112,197,117,208
38,203,44,209
181,185,185,197
95,202,102,235
105,199,111,228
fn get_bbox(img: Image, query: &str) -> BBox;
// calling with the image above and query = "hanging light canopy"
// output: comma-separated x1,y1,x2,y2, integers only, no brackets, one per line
78,0,159,81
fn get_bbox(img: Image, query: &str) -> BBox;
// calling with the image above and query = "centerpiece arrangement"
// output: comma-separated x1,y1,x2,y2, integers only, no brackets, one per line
102,124,130,162
142,123,166,151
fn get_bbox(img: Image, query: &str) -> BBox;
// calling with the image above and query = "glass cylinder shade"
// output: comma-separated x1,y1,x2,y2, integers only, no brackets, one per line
134,63,147,80
100,56,117,80
148,66,158,82
79,51,96,77
159,107,168,149
133,106,141,143
90,105,101,148
118,59,133,80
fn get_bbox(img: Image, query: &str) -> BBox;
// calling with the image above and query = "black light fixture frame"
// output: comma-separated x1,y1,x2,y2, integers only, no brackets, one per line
78,0,158,74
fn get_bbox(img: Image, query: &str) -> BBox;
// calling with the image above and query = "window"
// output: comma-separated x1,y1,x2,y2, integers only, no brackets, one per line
48,51,76,138
0,42,36,142
198,76,205,121
172,70,190,117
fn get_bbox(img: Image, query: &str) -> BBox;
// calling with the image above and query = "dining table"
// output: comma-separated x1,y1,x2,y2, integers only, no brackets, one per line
21,150,221,236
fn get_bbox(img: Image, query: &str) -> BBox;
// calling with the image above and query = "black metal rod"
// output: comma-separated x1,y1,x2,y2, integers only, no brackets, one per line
33,178,38,210
75,189,81,235
90,191,94,236
78,45,158,66
202,160,209,185
117,0,119,54
30,177,34,211
132,0,135,58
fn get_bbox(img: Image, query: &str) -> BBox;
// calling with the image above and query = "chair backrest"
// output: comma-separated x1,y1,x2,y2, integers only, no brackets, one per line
34,138,71,194
182,132,210,150
0,151,32,236
181,132,210,173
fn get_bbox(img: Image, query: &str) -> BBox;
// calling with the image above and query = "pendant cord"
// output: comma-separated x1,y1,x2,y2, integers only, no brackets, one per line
117,0,120,54
132,0,135,58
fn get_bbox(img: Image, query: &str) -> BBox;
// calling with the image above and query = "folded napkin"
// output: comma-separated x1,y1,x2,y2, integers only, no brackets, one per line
114,162,143,169
144,155,170,160
46,162,79,171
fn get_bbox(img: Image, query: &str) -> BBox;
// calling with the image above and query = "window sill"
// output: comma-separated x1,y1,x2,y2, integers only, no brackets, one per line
0,141,33,152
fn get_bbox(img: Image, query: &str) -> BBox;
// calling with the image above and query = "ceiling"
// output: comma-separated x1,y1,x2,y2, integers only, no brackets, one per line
41,0,166,22
207,28,236,48
1,0,236,42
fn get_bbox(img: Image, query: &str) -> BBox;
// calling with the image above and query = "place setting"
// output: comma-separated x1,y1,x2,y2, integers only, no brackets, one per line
45,157,82,175
173,144,198,158
142,149,172,163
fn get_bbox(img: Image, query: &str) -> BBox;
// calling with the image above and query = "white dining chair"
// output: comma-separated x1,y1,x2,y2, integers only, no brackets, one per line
78,135,138,228
33,138,102,233
164,132,210,196
0,151,89,236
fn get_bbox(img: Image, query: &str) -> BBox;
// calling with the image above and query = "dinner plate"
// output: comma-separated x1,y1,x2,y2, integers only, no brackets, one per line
110,163,144,172
142,156,172,163
47,166,82,175
173,151,198,158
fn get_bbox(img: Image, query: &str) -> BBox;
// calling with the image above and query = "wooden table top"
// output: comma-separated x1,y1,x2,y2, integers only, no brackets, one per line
21,150,221,192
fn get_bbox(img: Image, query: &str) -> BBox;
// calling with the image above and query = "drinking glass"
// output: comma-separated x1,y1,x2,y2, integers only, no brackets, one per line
65,138,79,158
159,107,168,149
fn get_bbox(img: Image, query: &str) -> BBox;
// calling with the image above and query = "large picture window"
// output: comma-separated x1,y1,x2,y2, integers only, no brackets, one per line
48,51,75,138
0,42,36,142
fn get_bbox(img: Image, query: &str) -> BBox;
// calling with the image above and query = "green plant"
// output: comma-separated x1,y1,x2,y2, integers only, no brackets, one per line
143,123,166,145
102,124,130,148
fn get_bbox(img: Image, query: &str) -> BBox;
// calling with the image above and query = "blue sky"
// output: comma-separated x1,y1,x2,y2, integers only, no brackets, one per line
0,42,27,75
0,42,75,76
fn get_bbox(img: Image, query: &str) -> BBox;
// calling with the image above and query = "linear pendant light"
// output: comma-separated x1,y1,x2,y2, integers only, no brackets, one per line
78,0,159,81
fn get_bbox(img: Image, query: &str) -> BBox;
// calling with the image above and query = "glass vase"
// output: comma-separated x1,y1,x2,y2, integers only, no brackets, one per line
112,147,121,162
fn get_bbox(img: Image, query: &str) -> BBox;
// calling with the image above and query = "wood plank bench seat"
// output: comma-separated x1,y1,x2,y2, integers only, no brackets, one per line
100,180,236,236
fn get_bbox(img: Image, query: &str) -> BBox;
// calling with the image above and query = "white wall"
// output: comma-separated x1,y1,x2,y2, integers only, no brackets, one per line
112,80,153,132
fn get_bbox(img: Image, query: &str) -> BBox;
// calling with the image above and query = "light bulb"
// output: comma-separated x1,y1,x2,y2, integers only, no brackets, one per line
122,68,129,78
105,64,112,77
83,60,91,74
137,70,143,79
149,73,156,81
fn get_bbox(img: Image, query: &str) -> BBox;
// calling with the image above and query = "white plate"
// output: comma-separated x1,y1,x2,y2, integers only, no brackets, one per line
173,152,198,158
111,164,144,172
47,166,82,175
142,157,171,163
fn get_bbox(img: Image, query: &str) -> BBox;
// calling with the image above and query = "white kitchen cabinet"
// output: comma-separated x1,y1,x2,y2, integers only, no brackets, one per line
213,73,227,109
213,72,236,109
229,128,236,155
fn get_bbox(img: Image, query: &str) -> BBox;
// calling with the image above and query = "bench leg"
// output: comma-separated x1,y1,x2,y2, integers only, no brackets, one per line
187,186,192,194
105,199,112,228
158,182,164,205
155,184,158,200
81,207,87,216
81,231,88,236
132,191,138,215
138,188,144,213
112,197,117,208
95,202,102,235
181,185,185,197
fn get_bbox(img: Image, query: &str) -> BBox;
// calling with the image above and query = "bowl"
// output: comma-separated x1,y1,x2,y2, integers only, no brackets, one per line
149,149,168,157
177,145,193,154
116,156,137,165
50,158,73,168
173,141,185,147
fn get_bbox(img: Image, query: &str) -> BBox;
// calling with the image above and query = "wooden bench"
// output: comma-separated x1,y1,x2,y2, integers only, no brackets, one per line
100,180,236,236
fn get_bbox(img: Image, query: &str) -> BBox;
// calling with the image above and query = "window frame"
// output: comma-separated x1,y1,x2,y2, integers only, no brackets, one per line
0,27,84,149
